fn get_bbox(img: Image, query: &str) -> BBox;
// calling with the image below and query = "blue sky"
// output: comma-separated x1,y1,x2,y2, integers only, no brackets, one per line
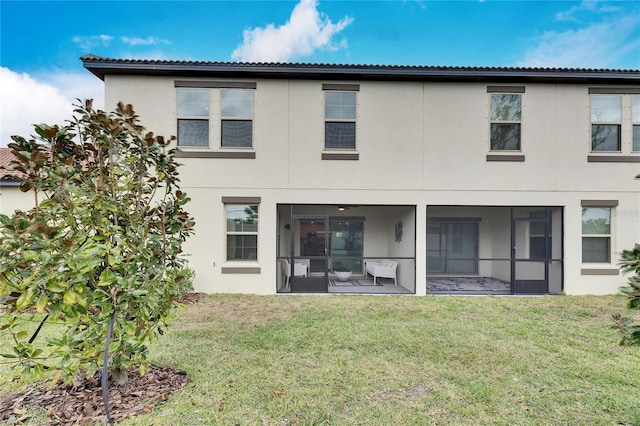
1,0,639,145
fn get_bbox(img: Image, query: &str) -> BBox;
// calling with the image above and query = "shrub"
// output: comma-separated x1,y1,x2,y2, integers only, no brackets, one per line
613,244,640,345
0,100,195,383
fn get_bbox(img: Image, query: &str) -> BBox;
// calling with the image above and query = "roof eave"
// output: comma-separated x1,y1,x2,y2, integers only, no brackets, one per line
81,57,640,85
0,178,23,187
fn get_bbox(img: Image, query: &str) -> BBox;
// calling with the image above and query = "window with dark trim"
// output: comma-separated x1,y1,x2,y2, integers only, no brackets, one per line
591,95,621,152
175,81,255,150
581,207,612,263
323,84,358,150
221,89,253,148
490,93,522,150
225,203,259,261
588,89,640,159
177,88,209,147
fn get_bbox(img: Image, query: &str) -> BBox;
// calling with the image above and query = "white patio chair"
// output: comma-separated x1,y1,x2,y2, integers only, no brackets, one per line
365,259,398,285
282,259,308,288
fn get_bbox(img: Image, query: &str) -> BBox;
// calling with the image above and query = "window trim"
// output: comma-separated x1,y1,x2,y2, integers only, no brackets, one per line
176,88,210,149
587,155,640,163
588,89,640,159
321,153,359,160
581,268,619,276
486,154,525,162
323,85,359,155
590,94,622,152
175,82,257,154
224,198,260,263
220,88,254,149
175,80,257,89
322,83,360,92
580,202,616,265
175,151,256,159
588,88,640,95
487,86,525,94
488,90,523,152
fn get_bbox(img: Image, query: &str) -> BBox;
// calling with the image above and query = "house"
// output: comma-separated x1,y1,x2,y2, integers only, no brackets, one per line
27,56,631,295
0,147,33,215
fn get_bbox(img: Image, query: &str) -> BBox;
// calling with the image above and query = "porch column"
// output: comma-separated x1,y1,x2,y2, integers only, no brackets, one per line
415,204,427,295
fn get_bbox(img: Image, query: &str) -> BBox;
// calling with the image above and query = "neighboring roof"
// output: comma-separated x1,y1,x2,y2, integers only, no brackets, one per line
81,54,640,85
0,147,26,182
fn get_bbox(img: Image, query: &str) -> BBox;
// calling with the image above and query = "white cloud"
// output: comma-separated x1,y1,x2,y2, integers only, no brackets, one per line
231,0,353,62
71,34,113,50
0,67,104,147
556,1,621,22
120,36,171,46
517,14,640,68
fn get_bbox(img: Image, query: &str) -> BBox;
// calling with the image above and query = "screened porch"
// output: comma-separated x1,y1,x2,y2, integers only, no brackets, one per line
427,206,564,295
276,204,416,294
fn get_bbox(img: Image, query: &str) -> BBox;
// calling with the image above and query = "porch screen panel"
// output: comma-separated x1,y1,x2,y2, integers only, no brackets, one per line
447,223,478,273
426,222,446,273
329,220,364,273
427,220,478,274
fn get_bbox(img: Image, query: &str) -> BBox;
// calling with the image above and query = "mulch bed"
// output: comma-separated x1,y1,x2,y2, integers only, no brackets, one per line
175,292,206,305
0,365,189,425
0,293,206,425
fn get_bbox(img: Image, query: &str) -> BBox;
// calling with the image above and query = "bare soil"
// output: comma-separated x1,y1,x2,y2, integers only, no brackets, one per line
0,293,206,425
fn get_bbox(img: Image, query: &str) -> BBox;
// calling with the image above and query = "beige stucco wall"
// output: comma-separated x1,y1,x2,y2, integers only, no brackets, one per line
88,76,640,294
0,185,35,216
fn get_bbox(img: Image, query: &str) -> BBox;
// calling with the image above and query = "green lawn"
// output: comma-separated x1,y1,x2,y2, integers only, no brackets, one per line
3,294,640,425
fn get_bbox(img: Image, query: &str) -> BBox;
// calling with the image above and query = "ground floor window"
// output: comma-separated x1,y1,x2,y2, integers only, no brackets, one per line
581,207,611,263
226,204,258,261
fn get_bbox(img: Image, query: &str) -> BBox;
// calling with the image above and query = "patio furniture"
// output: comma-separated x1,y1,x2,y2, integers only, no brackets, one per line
365,259,398,285
335,270,352,281
282,259,308,288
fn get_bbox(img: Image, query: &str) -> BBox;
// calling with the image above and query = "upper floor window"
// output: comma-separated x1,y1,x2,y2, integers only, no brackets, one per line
177,88,210,147
221,89,254,148
588,89,640,156
490,92,522,150
633,95,640,152
176,81,256,150
591,95,621,151
324,90,357,150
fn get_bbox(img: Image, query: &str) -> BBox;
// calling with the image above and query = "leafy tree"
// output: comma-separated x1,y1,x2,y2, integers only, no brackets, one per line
0,100,195,384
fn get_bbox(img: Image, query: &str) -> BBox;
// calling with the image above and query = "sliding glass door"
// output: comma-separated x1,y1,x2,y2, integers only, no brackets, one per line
427,220,479,274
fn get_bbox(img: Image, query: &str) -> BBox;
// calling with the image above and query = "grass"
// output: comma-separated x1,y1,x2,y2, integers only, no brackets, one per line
2,294,640,425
